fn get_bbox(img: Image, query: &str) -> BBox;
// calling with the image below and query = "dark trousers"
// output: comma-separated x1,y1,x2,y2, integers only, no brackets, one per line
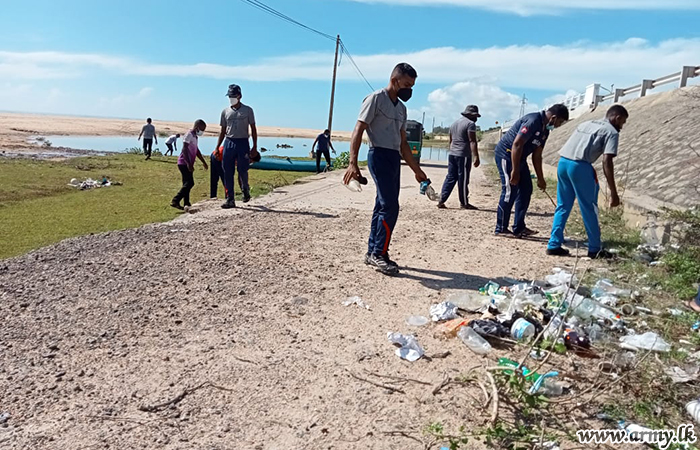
440,154,472,206
143,138,153,157
173,164,194,206
495,155,532,234
165,143,174,156
316,148,331,172
367,147,401,256
211,154,246,199
222,138,250,200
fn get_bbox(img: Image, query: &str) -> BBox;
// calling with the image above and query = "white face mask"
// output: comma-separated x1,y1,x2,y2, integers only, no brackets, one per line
230,97,240,106
196,129,204,137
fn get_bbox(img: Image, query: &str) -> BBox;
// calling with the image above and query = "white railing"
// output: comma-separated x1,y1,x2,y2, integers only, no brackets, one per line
561,64,700,118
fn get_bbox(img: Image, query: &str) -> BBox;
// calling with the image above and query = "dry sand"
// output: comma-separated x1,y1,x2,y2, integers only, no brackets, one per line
0,112,352,153
0,161,604,449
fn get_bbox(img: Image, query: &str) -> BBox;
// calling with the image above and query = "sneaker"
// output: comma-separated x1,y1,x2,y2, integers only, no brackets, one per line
437,203,447,209
367,254,399,276
520,227,539,236
221,199,236,209
364,252,398,268
495,230,516,238
546,247,571,257
170,201,184,210
461,203,479,210
588,249,615,259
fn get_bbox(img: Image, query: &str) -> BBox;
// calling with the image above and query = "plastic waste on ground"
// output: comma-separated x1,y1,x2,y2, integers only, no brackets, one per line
564,329,591,350
686,399,700,424
406,315,429,327
434,318,469,338
429,302,459,322
445,291,490,312
592,279,631,298
498,358,562,396
457,326,492,355
343,296,370,310
387,332,424,362
545,268,577,287
0,412,9,424
480,281,501,296
69,177,115,190
543,316,565,340
344,179,362,192
468,319,510,338
619,332,671,352
618,421,654,437
664,366,699,384
510,318,535,340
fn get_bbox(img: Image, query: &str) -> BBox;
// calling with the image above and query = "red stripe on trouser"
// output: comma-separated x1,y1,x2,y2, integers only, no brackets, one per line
381,219,392,255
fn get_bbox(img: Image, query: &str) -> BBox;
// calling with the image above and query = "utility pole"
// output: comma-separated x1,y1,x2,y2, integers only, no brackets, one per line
421,111,425,126
432,117,435,133
327,35,341,133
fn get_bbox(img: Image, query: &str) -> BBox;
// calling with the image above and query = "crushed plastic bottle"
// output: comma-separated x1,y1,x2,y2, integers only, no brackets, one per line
458,326,492,355
344,179,362,192
445,291,490,312
619,332,671,352
425,185,440,202
545,269,577,287
387,332,424,362
592,279,631,298
686,399,700,424
480,281,501,296
539,379,564,397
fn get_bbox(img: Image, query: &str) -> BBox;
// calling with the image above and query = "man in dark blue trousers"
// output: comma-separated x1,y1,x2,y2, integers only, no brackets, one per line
494,104,569,237
343,63,428,276
438,105,481,210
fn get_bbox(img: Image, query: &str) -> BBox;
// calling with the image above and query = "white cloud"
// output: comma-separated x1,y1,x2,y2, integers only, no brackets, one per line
542,89,579,107
409,80,538,127
345,0,700,15
97,87,154,108
1,38,698,95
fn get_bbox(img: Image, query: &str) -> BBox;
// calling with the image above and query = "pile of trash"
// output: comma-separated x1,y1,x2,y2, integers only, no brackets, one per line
68,177,122,190
387,268,680,399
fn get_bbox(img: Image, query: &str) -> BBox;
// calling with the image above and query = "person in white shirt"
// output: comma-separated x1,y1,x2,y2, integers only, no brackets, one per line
164,134,181,156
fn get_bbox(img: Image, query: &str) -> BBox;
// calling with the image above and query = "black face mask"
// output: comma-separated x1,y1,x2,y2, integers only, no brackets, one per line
397,88,413,102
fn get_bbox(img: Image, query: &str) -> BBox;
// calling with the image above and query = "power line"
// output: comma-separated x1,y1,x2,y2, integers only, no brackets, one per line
339,40,374,92
238,0,335,42
238,0,375,92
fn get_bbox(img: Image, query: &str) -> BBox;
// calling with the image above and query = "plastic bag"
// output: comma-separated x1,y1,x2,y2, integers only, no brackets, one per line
387,332,424,362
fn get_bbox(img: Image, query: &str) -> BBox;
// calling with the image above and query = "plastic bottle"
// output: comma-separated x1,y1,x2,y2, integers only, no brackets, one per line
425,185,440,201
344,179,362,192
686,399,700,424
511,318,535,340
419,179,432,195
458,326,492,355
544,316,564,340
445,292,490,312
571,298,597,320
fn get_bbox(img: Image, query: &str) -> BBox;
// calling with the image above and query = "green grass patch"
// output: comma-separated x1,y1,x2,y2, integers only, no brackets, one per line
0,154,310,259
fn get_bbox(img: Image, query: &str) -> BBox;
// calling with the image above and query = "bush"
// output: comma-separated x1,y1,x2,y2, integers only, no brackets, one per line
125,146,143,155
334,151,350,169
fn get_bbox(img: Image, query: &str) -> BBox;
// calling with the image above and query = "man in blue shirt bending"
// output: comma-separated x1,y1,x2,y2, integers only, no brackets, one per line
494,104,569,238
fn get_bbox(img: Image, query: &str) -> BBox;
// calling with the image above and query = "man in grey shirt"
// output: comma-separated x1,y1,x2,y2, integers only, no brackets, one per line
343,63,428,276
137,118,157,160
547,105,629,259
438,105,481,210
215,84,258,208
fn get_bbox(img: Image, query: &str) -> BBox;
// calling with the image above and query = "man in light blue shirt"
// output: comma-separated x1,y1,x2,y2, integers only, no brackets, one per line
547,105,629,259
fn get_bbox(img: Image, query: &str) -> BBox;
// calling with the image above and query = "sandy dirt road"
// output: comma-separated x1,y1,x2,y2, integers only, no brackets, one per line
0,161,582,450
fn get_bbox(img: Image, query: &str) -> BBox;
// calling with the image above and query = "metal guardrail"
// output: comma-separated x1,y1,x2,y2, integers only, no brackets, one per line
598,65,699,103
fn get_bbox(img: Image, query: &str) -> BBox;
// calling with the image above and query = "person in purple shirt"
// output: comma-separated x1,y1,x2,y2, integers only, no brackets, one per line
171,119,209,210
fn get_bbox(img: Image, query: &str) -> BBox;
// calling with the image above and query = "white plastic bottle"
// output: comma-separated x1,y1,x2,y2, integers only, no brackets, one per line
457,326,492,355
344,179,362,192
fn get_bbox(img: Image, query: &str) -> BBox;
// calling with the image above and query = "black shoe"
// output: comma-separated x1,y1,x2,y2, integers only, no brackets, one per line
461,203,479,210
170,201,184,210
437,203,447,209
367,254,399,276
384,253,399,269
221,199,236,209
242,191,251,203
589,249,615,259
547,247,571,257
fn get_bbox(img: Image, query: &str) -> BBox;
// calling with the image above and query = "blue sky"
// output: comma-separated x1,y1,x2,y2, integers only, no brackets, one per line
1,0,699,131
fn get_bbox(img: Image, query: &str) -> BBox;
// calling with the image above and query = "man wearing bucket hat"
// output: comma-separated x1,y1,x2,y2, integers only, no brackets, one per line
437,105,481,210
215,84,259,208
